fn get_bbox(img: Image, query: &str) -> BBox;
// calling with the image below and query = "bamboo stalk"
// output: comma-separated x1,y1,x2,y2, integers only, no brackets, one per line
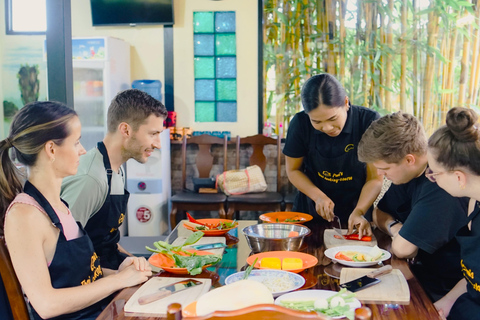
400,0,407,112
369,1,378,107
467,5,480,107
385,0,394,111
363,1,369,107
444,26,458,122
325,0,337,74
352,0,363,104
339,0,346,84
412,0,418,117
378,3,385,109
422,4,439,135
439,27,449,125
459,22,472,106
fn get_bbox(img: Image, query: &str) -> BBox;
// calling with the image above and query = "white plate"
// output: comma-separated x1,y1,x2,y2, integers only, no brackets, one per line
324,245,391,267
275,289,361,319
225,269,305,297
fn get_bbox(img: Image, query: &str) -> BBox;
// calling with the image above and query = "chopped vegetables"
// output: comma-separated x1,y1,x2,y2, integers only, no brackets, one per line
334,245,385,262
145,231,221,275
279,288,356,318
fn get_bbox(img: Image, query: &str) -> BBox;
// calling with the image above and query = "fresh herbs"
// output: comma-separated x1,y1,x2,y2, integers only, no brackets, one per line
195,220,237,231
243,257,258,280
146,231,221,275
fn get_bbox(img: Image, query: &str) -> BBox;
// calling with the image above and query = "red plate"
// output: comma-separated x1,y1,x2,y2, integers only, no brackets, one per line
148,249,214,274
183,218,238,236
259,212,313,224
246,251,318,274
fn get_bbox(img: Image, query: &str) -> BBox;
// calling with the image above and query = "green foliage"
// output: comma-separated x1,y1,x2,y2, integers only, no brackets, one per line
3,101,19,119
264,0,479,131
17,64,40,105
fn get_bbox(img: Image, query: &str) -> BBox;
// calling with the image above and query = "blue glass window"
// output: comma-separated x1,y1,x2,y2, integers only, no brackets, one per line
217,102,237,122
194,11,237,122
194,34,215,56
216,57,236,78
215,12,236,33
195,80,215,101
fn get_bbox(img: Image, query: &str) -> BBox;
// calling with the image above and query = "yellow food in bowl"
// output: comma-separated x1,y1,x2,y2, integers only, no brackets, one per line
282,258,303,270
260,257,281,269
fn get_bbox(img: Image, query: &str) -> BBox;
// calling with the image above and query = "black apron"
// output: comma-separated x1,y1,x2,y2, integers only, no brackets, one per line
84,142,129,270
448,203,480,320
293,111,367,225
24,181,108,320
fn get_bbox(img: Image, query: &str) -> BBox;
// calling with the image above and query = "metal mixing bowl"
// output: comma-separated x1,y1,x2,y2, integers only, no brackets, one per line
242,223,311,253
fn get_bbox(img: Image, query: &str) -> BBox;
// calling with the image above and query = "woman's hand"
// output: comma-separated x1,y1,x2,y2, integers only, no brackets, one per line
115,257,152,287
434,296,454,319
347,211,372,238
315,195,335,222
119,256,152,272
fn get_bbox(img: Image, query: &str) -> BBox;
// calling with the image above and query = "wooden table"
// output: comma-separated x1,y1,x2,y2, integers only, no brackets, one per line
97,220,441,320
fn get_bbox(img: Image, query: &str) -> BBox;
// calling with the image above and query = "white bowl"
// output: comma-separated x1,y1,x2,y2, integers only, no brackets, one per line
225,269,305,297
324,245,391,267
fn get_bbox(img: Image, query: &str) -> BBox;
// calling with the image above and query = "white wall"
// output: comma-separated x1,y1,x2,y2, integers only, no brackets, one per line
173,0,258,136
71,0,165,90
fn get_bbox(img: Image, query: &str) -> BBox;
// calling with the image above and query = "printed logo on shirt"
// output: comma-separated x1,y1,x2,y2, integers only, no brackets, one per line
345,144,354,153
461,259,480,292
81,252,103,285
318,171,353,183
118,213,125,225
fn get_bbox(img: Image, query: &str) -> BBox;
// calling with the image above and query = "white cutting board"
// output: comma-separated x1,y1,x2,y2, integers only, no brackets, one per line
323,229,377,249
124,277,211,315
149,236,226,273
340,268,410,304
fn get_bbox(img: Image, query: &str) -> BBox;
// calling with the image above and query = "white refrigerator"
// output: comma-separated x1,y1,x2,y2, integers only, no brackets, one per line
72,37,130,151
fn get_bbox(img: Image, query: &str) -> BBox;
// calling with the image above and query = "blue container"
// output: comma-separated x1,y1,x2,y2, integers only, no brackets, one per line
132,80,162,102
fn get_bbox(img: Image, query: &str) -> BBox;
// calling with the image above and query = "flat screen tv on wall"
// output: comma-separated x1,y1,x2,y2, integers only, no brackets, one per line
90,0,174,26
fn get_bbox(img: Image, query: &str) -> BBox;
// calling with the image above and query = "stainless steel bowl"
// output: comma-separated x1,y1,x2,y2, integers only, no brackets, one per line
242,223,311,253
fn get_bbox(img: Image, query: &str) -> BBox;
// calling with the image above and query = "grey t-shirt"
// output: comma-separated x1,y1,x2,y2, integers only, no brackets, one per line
61,148,125,227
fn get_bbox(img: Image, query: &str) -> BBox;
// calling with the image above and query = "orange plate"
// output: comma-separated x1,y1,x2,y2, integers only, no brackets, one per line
246,251,318,274
182,301,197,317
183,218,238,236
148,250,214,274
259,212,313,224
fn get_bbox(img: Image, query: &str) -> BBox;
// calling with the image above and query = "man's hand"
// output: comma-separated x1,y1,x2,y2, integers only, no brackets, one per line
347,211,372,238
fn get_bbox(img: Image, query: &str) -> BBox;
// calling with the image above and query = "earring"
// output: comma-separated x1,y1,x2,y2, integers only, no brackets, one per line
459,184,465,190
51,157,55,163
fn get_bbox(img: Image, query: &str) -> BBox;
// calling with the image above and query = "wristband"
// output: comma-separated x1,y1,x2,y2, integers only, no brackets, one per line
387,219,401,236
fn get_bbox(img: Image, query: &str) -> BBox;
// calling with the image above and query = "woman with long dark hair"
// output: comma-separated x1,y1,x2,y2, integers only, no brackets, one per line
283,73,383,236
1,101,151,320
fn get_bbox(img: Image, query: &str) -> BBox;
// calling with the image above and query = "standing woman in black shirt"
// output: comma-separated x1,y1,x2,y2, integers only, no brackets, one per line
283,73,383,236
428,107,480,319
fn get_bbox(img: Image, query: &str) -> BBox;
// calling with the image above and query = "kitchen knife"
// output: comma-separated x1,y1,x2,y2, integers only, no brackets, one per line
137,279,203,305
332,215,346,240
339,265,393,292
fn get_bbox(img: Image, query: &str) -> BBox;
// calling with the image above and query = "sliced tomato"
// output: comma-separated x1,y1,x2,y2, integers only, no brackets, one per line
335,252,353,261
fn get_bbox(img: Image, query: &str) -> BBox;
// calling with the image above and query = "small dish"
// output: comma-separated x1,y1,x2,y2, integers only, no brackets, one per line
148,249,215,274
183,219,238,236
225,269,305,297
246,251,318,273
324,245,391,267
259,212,313,224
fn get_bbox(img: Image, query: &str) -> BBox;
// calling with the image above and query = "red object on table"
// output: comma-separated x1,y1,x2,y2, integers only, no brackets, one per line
334,234,372,241
186,212,205,226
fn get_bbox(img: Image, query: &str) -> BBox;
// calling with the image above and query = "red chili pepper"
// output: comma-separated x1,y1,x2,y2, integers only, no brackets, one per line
186,212,205,225
334,234,372,241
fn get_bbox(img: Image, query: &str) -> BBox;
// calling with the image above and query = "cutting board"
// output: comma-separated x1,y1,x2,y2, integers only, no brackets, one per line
124,277,211,315
323,229,377,249
149,236,226,273
340,268,410,304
